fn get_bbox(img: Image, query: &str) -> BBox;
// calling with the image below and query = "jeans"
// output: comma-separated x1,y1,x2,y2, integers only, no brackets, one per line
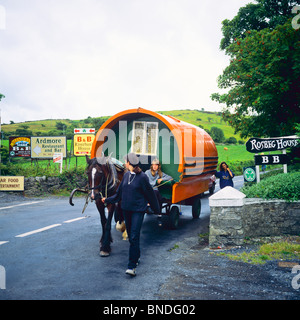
123,210,145,269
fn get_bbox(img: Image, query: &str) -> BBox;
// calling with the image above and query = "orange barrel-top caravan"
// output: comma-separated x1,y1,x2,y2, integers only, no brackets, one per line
90,108,218,228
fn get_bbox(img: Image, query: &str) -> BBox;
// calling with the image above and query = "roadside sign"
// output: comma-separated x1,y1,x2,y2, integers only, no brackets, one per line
31,136,67,159
246,135,298,183
254,154,289,165
246,136,298,153
243,167,256,183
53,152,63,164
53,153,63,173
0,176,24,191
9,136,31,157
74,128,95,134
73,134,95,156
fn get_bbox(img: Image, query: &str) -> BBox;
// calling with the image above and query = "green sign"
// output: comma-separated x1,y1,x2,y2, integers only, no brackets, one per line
243,166,256,183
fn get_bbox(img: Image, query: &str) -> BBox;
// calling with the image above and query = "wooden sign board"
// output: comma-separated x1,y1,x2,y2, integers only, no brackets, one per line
9,136,31,157
246,136,298,153
73,134,95,156
0,176,24,191
254,154,289,165
31,136,67,159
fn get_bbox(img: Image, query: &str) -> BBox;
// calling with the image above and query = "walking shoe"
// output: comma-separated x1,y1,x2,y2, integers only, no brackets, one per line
125,268,136,276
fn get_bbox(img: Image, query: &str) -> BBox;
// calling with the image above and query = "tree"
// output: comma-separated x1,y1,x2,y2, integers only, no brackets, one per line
15,128,33,136
56,121,66,131
210,127,225,143
226,137,238,144
212,0,300,138
220,0,299,50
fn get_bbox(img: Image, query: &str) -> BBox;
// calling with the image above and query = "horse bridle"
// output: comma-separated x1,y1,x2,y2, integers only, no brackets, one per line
69,156,122,214
89,160,118,201
89,168,106,201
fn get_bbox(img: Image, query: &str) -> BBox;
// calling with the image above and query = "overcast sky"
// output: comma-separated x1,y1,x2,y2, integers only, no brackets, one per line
0,0,251,124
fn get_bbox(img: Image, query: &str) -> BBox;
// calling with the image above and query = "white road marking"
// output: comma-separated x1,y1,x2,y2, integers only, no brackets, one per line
15,224,62,238
0,200,48,211
0,241,9,246
63,217,87,223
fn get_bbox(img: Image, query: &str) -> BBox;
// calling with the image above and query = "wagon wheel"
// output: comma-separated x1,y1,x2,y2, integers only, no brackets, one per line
168,205,180,230
192,197,201,219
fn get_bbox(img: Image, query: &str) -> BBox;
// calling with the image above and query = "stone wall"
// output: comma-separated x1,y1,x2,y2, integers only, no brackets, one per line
209,187,300,248
241,199,300,237
24,175,87,197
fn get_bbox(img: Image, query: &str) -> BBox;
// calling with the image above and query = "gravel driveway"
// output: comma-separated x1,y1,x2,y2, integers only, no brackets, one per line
157,236,300,300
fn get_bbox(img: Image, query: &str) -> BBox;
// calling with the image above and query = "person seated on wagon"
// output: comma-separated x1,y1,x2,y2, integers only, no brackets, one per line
145,158,173,213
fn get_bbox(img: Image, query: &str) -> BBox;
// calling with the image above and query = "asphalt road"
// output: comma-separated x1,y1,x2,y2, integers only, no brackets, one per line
0,175,262,301
0,199,213,300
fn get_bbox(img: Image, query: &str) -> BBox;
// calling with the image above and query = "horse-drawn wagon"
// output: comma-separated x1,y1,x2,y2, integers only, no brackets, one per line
90,108,218,229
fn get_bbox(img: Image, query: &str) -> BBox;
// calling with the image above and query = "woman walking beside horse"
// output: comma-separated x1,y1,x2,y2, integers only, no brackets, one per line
102,153,159,277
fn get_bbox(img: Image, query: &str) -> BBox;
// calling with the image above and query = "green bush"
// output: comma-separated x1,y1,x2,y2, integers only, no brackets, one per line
241,171,300,202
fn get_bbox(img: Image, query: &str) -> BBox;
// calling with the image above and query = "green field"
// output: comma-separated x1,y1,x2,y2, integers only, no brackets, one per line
3,140,254,173
1,109,258,177
2,139,254,162
216,144,253,162
2,139,284,178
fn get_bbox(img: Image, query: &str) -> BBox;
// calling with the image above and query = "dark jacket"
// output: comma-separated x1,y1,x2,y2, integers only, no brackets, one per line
215,170,235,189
104,171,160,213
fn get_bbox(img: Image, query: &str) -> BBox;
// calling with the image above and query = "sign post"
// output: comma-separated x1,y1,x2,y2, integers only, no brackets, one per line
246,135,298,183
255,159,260,183
282,149,287,174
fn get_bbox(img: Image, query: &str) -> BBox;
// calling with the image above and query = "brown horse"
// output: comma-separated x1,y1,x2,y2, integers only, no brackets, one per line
69,155,125,256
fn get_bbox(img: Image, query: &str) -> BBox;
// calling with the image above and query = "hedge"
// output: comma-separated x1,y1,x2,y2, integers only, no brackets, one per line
240,171,300,202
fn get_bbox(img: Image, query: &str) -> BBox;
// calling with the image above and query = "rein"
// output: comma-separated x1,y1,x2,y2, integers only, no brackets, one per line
155,178,174,188
70,156,124,214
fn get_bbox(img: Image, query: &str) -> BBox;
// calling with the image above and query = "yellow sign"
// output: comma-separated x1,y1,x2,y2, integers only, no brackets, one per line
0,176,24,191
31,136,67,159
74,134,95,156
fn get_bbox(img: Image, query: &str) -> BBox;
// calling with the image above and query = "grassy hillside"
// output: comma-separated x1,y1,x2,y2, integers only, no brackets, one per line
1,109,243,141
1,117,108,140
2,119,73,135
160,109,244,141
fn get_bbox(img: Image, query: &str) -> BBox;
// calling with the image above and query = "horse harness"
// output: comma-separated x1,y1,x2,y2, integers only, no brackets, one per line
81,158,120,213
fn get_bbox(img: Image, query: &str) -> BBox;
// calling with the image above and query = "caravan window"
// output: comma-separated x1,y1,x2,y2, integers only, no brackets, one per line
132,121,158,155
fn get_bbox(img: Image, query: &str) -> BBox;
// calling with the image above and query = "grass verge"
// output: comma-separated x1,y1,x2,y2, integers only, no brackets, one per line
214,237,300,265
